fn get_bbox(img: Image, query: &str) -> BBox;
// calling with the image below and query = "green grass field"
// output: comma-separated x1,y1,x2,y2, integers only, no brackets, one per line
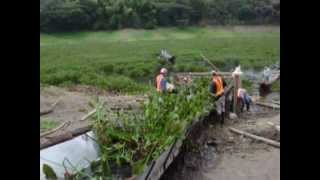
40,26,280,93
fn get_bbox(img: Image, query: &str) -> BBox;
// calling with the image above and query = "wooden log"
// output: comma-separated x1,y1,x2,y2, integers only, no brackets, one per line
271,100,280,105
40,132,73,150
40,125,92,150
40,121,70,138
175,72,232,76
267,122,280,132
255,101,280,109
40,98,61,116
229,127,280,148
81,101,108,121
80,109,97,121
70,125,92,136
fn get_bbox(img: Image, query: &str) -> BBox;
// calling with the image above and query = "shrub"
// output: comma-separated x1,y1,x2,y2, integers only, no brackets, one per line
100,64,114,75
42,70,81,85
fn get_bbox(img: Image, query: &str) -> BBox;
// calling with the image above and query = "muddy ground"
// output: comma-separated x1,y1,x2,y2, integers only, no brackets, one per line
40,85,146,146
161,103,280,180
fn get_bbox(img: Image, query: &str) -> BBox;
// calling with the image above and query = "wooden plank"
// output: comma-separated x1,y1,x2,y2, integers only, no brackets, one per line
229,127,280,148
40,125,92,150
40,98,61,116
255,101,280,109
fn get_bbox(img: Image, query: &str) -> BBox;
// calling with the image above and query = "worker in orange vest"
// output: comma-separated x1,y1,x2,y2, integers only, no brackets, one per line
156,68,168,93
210,70,227,126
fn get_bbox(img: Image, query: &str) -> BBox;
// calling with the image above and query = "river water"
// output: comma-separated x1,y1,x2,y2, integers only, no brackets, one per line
40,131,100,179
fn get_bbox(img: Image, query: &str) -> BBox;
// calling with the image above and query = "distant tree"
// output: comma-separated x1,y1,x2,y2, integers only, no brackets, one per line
40,0,279,32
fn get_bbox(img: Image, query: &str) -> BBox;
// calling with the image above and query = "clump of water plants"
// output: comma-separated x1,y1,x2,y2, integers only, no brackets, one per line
88,77,216,178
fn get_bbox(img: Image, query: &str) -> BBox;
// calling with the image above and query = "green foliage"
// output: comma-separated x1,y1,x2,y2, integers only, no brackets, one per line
43,164,58,180
242,79,253,93
40,118,59,133
40,0,280,32
90,78,215,178
271,80,280,92
40,0,97,32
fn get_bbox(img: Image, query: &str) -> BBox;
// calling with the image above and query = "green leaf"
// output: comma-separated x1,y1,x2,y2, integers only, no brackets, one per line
132,159,146,175
43,164,57,180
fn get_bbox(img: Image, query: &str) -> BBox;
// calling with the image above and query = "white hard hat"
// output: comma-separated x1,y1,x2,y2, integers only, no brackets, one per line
232,66,243,77
160,68,168,74
211,70,217,75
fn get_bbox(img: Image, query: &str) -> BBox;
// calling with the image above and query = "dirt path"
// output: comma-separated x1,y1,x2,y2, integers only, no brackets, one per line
203,148,279,180
161,105,280,180
40,86,146,147
203,113,280,180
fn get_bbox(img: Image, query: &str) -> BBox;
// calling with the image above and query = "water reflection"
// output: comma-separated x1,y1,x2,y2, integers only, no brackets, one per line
40,131,100,179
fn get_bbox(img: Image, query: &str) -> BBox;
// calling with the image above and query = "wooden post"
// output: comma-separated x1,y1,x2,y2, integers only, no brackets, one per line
233,74,241,115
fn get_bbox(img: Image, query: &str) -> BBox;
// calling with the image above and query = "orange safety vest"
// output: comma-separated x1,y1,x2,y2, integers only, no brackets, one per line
156,74,164,92
212,76,224,96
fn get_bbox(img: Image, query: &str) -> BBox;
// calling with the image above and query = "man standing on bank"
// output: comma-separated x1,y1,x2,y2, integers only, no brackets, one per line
210,70,227,126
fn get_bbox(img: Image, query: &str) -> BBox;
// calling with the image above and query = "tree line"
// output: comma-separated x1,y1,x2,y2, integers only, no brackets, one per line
40,0,280,32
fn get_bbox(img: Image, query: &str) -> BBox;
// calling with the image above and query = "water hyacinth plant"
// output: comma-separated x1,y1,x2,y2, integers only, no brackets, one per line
87,77,216,178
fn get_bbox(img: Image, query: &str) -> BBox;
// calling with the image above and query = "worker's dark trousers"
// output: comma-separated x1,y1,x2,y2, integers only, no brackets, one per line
240,96,251,112
220,112,225,125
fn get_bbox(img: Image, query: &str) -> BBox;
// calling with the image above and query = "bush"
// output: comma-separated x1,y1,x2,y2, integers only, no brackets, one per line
99,64,114,75
128,68,144,79
103,75,148,93
114,65,126,74
41,0,94,32
42,70,81,85
183,64,207,72
238,5,256,21
177,64,186,72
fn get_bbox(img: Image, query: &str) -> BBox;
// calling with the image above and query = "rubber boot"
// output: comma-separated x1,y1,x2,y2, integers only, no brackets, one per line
221,112,225,126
